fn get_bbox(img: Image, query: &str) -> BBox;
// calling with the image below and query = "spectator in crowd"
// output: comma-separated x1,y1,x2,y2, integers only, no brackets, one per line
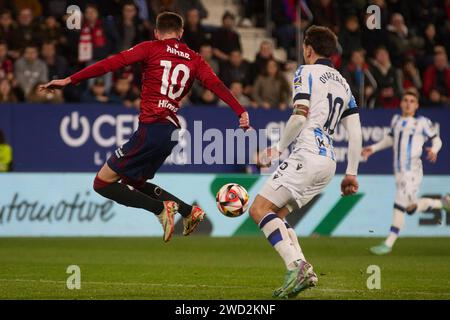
311,0,339,34
40,15,64,45
386,13,416,67
423,48,450,106
239,0,265,27
0,41,13,81
182,8,208,52
177,0,208,19
14,44,48,96
41,41,69,81
272,0,313,60
410,0,444,32
219,81,251,107
41,0,69,18
151,0,208,19
77,4,119,64
397,56,422,96
250,40,278,83
419,23,443,70
211,11,242,62
219,50,252,89
0,10,16,49
198,89,218,105
0,128,12,172
198,43,219,74
339,15,362,63
252,59,291,110
369,46,401,108
109,76,140,108
10,0,42,17
27,82,63,103
341,48,377,108
190,44,220,104
10,8,42,55
81,78,113,103
0,78,17,103
116,1,147,52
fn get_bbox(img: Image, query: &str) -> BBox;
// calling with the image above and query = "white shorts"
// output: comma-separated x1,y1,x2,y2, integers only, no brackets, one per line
259,152,336,209
395,169,423,208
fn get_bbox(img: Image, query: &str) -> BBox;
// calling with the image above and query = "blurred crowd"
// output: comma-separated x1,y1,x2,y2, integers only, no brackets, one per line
0,0,448,108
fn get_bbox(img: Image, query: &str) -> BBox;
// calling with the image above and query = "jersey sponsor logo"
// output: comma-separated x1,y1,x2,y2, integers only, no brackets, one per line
158,99,179,112
166,45,190,60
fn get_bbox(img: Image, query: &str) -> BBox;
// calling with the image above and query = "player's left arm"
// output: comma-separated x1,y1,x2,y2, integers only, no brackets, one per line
195,57,249,129
340,109,362,196
423,118,442,163
426,135,442,163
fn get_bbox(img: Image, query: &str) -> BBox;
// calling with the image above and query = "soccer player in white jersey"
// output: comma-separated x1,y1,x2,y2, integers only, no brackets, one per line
248,26,363,299
362,88,450,255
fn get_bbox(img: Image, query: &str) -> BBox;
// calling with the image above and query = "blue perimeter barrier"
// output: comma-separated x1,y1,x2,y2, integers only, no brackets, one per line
0,104,448,174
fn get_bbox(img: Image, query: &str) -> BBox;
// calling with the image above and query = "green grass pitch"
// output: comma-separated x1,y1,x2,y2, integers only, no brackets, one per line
0,236,449,300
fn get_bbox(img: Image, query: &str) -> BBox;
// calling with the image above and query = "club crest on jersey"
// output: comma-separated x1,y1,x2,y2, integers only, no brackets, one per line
166,45,190,59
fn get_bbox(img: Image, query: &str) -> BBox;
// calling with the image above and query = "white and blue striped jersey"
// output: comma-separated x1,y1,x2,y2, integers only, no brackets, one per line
290,59,359,161
389,114,437,173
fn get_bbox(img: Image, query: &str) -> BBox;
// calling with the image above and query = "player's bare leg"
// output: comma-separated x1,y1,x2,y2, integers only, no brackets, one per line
408,196,450,215
94,163,178,242
249,195,316,298
136,182,205,236
372,195,450,255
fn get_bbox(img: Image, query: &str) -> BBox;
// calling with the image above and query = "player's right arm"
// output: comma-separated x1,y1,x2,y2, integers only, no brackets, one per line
361,115,396,160
40,41,152,91
194,56,250,129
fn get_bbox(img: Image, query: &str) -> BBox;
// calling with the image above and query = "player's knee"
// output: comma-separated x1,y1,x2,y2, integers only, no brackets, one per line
93,175,112,194
406,204,417,215
249,204,265,224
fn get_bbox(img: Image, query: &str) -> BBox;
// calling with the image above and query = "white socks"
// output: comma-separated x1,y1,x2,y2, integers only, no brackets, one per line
385,208,405,247
286,223,305,261
259,213,302,270
416,198,443,212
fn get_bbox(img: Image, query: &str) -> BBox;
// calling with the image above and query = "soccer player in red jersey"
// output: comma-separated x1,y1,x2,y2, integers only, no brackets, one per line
40,12,250,242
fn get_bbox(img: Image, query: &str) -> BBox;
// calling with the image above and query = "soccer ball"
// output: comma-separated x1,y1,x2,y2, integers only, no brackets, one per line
216,183,249,217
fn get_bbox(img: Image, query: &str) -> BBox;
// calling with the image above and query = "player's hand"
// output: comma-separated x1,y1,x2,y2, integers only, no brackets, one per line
239,111,250,131
39,77,71,93
426,147,438,163
256,146,281,168
361,147,373,160
340,174,359,196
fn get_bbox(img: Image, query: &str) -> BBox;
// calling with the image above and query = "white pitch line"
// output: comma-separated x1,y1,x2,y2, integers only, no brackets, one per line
1,278,449,297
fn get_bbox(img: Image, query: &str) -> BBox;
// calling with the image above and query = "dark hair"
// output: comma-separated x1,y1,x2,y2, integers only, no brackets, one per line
262,59,281,77
222,11,235,21
85,3,99,11
156,12,184,33
304,25,338,58
403,88,419,100
23,44,39,52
